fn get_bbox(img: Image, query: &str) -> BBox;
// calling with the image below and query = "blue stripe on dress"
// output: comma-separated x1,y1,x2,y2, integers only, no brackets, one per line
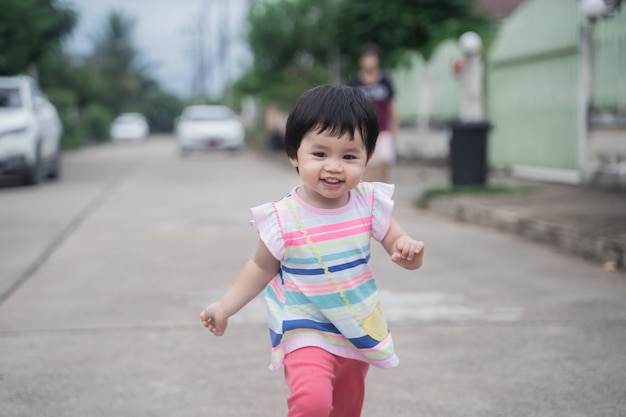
277,321,384,350
282,319,342,334
348,333,388,349
269,328,283,347
281,255,370,275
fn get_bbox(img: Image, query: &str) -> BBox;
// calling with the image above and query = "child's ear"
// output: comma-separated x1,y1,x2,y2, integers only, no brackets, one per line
289,157,299,169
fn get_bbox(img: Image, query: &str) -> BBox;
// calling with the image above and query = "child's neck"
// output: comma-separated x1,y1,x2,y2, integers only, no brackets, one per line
296,186,350,210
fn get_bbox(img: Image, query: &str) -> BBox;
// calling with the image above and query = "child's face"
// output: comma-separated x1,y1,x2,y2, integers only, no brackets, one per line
290,128,369,209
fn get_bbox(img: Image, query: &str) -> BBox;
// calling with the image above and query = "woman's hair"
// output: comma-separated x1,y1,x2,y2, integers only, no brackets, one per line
284,85,379,160
358,43,381,60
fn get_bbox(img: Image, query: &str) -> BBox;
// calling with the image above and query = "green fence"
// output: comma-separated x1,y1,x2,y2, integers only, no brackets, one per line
392,52,425,123
487,0,580,171
390,0,625,173
592,10,626,112
428,40,461,123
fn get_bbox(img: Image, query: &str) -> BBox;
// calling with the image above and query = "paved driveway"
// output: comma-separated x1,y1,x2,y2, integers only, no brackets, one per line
1,137,625,416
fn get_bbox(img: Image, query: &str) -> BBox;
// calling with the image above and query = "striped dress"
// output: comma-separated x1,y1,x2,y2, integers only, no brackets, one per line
250,182,400,370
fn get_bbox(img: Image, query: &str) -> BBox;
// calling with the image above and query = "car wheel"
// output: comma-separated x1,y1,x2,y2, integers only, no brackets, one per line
47,149,62,180
24,143,43,186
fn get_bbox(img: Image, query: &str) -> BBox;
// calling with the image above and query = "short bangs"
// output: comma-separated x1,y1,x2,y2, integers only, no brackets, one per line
284,85,379,159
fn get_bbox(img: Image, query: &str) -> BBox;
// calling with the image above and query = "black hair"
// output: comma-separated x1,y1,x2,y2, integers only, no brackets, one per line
284,85,379,160
358,43,381,60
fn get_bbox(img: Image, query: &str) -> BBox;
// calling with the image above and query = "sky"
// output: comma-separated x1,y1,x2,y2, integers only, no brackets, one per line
65,0,251,98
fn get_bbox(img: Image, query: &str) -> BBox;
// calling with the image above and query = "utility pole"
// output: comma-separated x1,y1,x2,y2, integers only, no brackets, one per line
329,0,341,84
184,3,208,100
219,0,233,105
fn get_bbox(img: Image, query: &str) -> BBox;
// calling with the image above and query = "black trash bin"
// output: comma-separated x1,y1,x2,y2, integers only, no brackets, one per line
448,120,491,186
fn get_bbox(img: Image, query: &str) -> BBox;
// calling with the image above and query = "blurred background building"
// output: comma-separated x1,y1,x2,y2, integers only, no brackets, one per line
392,0,625,188
1,0,623,188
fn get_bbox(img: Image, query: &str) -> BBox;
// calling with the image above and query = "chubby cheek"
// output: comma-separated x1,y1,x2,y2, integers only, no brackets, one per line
349,166,367,181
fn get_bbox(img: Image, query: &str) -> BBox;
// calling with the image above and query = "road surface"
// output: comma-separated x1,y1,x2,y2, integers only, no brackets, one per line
1,136,625,416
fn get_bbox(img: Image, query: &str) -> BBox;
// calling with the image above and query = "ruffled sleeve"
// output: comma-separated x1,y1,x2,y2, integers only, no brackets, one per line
250,202,285,261
371,182,395,241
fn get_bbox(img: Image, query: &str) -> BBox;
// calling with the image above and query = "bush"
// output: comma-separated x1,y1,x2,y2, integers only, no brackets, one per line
45,88,85,149
82,103,114,142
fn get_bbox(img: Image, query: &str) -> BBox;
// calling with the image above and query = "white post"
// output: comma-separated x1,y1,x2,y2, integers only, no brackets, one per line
577,0,610,183
418,65,432,154
578,20,593,183
459,32,484,121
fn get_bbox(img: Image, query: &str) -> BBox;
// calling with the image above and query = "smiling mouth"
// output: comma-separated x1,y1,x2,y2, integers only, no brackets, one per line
322,178,343,185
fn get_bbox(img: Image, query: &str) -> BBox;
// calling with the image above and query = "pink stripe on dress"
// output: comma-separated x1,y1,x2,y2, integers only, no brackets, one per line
282,217,371,241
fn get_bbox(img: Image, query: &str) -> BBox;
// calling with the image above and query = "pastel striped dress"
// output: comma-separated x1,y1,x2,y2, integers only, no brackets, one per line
250,182,400,370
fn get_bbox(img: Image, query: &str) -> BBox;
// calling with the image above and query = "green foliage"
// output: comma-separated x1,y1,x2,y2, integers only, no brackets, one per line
0,0,77,75
247,0,338,74
336,0,495,68
0,1,183,148
235,0,339,109
140,90,185,133
44,87,85,149
88,11,157,115
235,0,496,108
82,103,114,142
234,63,329,110
42,9,182,142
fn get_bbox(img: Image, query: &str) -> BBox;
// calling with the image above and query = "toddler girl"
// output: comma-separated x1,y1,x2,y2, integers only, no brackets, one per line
200,85,425,417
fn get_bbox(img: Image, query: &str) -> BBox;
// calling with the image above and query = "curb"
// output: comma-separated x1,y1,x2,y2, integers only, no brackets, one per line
428,197,625,272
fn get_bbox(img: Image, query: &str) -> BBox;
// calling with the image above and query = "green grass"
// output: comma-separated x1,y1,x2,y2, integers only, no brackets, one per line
416,184,538,208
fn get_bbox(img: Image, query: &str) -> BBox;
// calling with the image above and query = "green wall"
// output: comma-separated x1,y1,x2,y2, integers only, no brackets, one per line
392,52,424,123
488,0,580,170
592,10,626,112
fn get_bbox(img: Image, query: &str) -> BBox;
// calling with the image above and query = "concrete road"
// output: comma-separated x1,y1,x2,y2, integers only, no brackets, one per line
1,136,625,417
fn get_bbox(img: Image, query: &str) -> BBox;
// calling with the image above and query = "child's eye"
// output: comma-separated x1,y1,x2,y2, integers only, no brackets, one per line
313,152,326,158
343,155,357,160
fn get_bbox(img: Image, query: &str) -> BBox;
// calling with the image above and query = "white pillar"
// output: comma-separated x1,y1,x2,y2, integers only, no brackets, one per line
459,32,484,121
577,19,594,183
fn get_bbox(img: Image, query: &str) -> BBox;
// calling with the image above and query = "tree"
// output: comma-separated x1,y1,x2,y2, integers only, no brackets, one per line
88,10,156,115
0,0,77,75
234,0,339,108
235,0,495,107
43,9,180,146
336,0,495,71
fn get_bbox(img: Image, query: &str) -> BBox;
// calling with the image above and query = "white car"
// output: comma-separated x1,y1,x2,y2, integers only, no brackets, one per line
175,105,244,155
110,112,149,141
0,75,62,185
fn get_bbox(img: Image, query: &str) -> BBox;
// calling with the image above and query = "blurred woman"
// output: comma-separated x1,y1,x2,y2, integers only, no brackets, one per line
348,44,398,183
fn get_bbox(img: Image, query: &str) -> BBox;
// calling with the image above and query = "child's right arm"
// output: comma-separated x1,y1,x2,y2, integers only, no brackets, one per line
199,239,279,336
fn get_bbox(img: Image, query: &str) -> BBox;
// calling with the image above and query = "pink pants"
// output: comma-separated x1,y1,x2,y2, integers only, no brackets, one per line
283,347,369,417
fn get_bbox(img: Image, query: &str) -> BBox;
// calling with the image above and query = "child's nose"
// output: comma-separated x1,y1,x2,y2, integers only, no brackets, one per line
325,159,343,172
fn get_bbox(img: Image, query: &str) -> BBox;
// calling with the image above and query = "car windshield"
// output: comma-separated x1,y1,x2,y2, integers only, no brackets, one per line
0,88,22,108
184,107,233,121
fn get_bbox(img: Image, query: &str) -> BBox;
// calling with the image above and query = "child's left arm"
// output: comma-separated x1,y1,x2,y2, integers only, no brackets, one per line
381,218,425,270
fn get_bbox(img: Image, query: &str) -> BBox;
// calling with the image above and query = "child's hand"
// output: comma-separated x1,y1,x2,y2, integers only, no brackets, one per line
390,236,425,269
199,302,229,336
